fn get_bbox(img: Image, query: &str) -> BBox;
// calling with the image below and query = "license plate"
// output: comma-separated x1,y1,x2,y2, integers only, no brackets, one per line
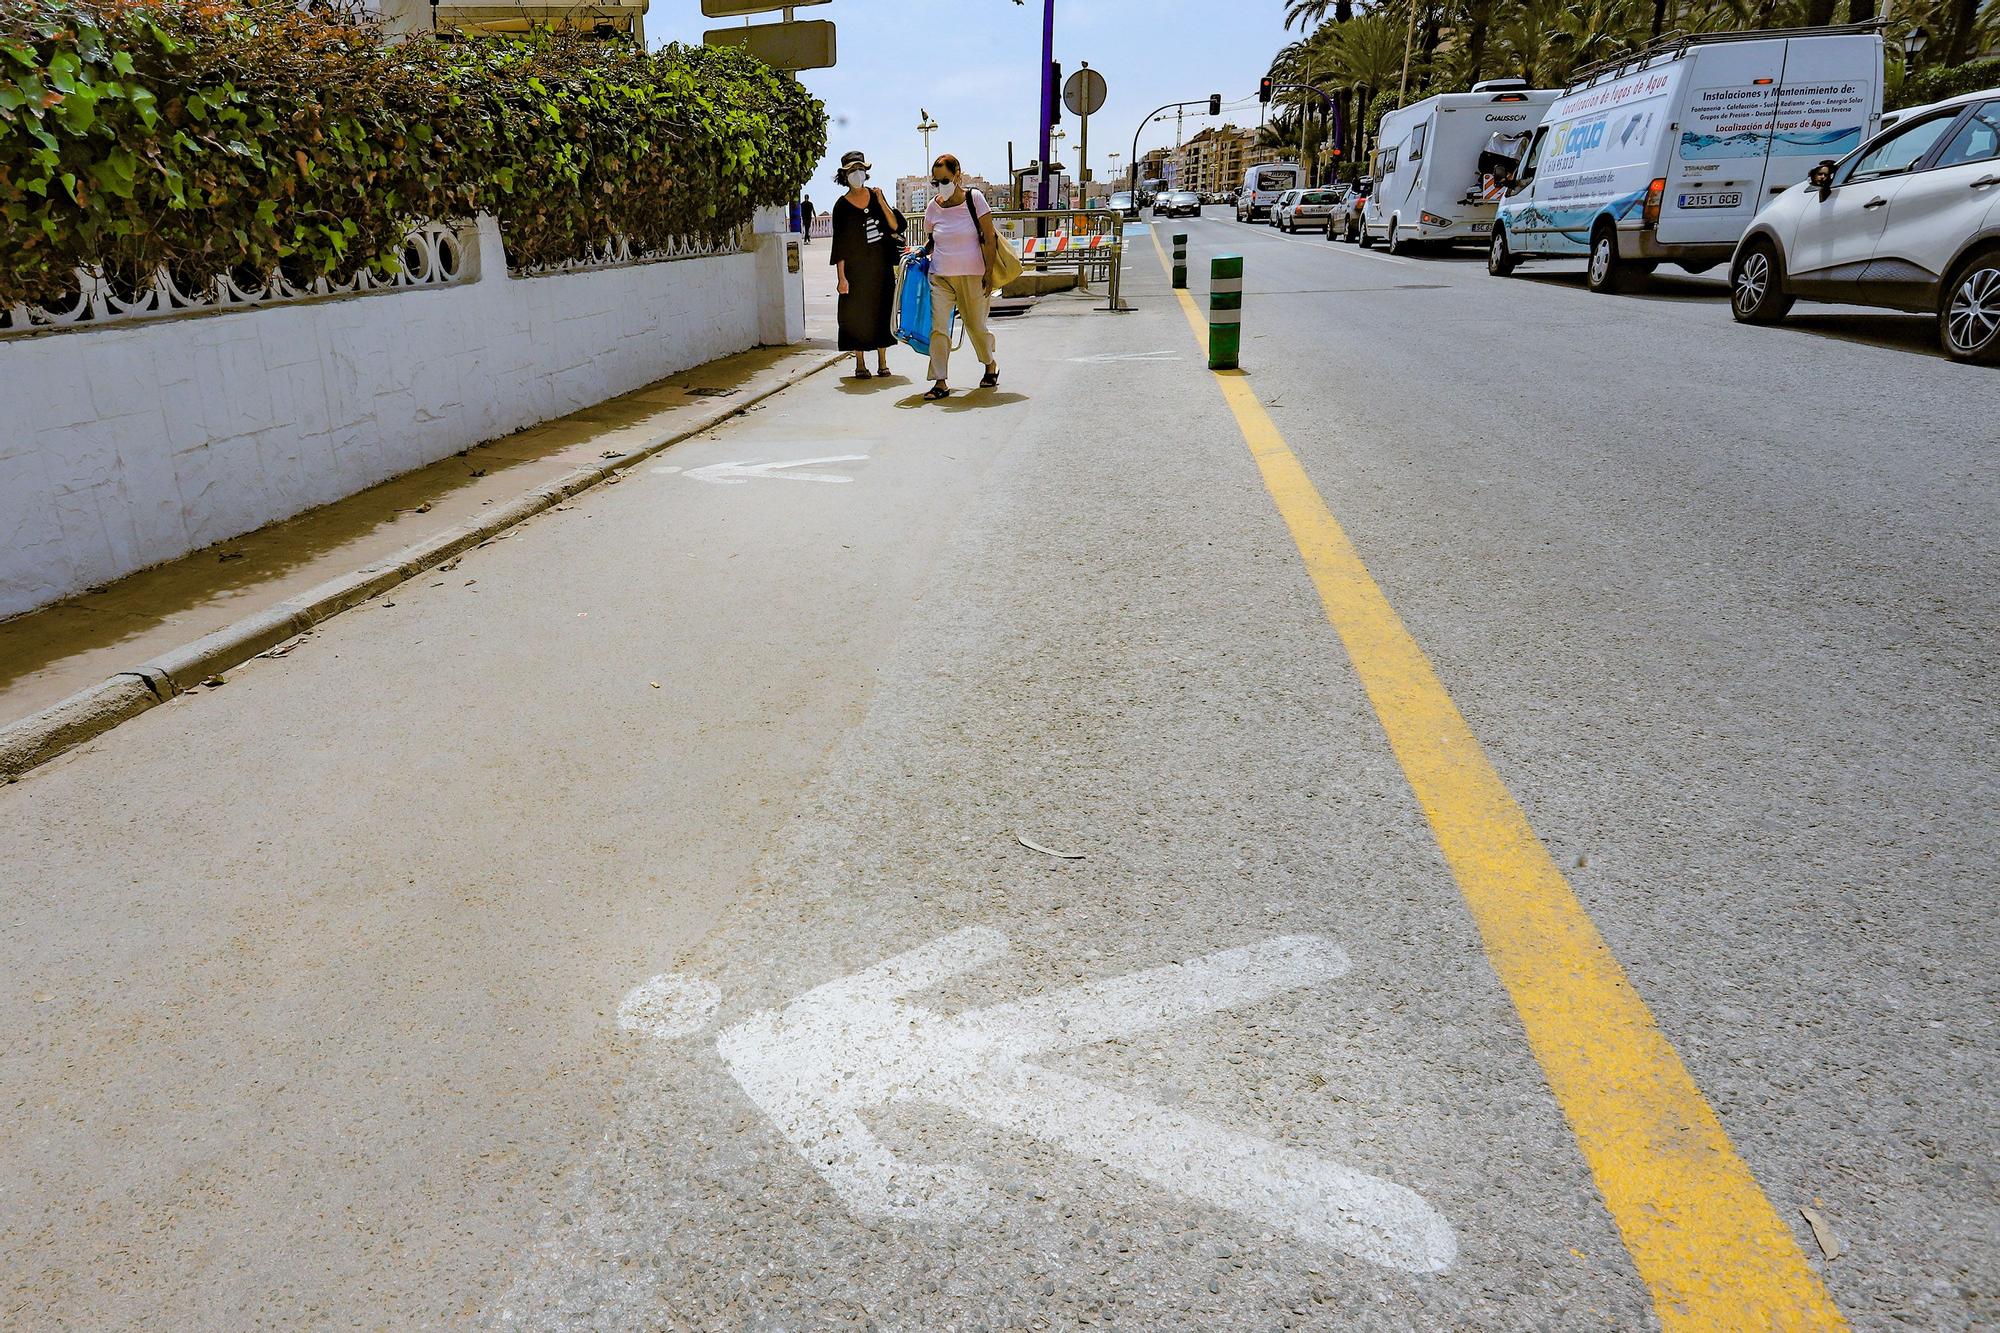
1678,191,1742,209
1469,221,1490,232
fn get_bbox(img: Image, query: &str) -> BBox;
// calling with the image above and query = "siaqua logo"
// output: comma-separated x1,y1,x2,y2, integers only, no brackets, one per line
1559,119,1607,154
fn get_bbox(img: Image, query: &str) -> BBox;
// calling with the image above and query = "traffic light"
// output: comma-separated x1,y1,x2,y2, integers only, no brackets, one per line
1258,77,1274,104
1208,93,1221,116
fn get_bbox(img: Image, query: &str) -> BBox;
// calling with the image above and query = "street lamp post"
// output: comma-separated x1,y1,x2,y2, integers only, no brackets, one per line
1037,0,1056,210
1902,26,1928,74
918,109,939,166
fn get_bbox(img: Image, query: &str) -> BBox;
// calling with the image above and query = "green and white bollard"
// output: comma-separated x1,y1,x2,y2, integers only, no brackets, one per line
1172,233,1188,289
1209,254,1242,370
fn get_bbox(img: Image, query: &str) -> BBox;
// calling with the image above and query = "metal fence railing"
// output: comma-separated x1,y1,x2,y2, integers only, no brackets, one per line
883,207,1129,312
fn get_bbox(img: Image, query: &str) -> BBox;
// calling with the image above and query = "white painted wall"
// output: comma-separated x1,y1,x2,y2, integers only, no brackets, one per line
0,213,793,620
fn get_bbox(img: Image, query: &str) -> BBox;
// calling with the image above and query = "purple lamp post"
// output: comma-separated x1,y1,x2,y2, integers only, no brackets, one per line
1036,0,1055,209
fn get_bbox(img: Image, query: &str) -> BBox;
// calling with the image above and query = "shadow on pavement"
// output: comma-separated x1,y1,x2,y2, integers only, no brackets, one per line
835,374,915,394
892,390,1030,411
1773,310,1944,358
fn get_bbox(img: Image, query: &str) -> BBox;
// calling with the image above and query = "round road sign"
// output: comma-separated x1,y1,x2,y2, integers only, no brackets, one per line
1063,67,1108,118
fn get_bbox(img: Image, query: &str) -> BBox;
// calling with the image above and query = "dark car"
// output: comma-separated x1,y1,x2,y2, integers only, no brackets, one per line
1328,178,1372,243
1107,191,1141,219
1153,190,1202,219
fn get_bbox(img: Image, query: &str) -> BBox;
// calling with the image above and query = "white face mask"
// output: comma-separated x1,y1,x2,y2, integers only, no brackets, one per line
932,177,954,194
846,169,869,188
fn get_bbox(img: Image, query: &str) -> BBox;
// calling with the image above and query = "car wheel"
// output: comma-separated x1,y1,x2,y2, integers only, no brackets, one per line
1585,225,1624,293
1940,249,2000,365
1385,221,1403,255
1359,226,1375,249
1325,218,1337,242
1729,239,1793,325
1487,226,1517,277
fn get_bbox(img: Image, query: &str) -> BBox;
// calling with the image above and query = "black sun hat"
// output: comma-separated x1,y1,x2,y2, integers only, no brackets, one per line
832,150,872,184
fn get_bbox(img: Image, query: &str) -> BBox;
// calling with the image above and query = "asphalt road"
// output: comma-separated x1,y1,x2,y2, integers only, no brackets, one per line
1,212,1993,1331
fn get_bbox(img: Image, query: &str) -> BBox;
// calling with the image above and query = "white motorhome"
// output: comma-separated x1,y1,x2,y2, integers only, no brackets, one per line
1236,162,1302,222
1489,22,1884,291
1362,81,1559,252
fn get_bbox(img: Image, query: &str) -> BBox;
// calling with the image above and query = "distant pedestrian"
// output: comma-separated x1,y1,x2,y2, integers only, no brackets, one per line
921,154,999,401
829,150,902,379
800,193,816,241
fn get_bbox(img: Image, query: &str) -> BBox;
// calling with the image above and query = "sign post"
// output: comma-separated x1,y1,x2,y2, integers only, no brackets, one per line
702,18,837,72
1063,64,1107,210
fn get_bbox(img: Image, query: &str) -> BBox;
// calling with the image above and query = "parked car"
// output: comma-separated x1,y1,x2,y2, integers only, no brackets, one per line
1276,186,1347,232
1108,191,1141,219
1154,190,1202,218
1730,89,2000,363
1236,162,1302,221
1328,179,1372,242
1489,24,1884,290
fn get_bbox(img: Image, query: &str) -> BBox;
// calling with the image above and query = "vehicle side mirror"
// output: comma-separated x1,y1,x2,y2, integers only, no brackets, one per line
1809,160,1836,199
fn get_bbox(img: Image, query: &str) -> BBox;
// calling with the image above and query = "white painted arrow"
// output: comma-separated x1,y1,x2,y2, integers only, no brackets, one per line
1065,350,1182,364
701,927,1457,1273
683,455,868,485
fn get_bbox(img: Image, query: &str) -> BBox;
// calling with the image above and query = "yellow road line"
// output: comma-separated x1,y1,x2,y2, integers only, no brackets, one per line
1149,227,1844,1331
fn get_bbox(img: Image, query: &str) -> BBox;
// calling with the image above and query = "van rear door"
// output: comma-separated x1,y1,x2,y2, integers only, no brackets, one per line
1657,40,1787,244
1760,34,1880,200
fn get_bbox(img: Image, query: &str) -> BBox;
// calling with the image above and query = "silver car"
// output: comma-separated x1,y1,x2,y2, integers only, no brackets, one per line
1275,187,1347,233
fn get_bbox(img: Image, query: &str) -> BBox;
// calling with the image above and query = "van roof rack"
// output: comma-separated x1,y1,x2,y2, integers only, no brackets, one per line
1565,19,1887,91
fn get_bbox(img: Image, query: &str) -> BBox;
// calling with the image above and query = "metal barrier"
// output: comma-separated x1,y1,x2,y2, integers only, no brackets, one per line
905,207,1129,312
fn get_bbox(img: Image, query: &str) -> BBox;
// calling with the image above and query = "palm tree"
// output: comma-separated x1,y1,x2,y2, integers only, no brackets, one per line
1284,0,1358,29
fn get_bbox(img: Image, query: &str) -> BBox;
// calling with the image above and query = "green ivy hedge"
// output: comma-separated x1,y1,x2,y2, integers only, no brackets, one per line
0,1,828,310
1890,58,2000,112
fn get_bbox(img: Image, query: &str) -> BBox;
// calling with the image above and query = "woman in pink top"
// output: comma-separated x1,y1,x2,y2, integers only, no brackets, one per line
921,154,1000,401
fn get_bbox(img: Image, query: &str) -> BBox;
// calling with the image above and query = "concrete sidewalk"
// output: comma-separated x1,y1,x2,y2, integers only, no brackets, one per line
1,347,847,737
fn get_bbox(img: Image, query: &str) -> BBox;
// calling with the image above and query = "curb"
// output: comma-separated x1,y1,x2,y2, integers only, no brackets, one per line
1,347,846,783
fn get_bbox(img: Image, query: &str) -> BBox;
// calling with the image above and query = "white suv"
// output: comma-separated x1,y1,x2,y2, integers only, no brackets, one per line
1730,88,2000,363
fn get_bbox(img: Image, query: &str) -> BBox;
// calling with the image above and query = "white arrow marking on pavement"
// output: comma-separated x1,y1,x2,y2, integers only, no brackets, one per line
682,455,868,485
701,927,1457,1273
1065,350,1182,364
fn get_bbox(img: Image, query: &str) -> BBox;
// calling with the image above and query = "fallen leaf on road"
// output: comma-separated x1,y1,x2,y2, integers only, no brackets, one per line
1017,832,1084,860
415,502,432,513
217,549,245,562
463,580,476,587
260,637,304,659
600,450,622,459
470,468,488,477
200,675,226,688
440,560,459,571
649,681,660,688
1800,1207,1841,1260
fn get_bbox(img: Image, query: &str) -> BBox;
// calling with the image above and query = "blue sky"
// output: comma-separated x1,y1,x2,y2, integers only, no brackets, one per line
650,1,1297,196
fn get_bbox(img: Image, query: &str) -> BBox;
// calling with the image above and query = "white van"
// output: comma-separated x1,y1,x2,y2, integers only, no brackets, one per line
1236,162,1302,222
1363,81,1560,252
1489,22,1884,291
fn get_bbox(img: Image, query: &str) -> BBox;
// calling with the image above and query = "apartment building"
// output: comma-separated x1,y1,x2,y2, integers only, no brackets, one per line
897,172,1004,217
1170,125,1286,195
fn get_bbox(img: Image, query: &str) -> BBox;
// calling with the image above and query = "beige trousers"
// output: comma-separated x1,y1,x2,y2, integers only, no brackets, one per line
928,273,997,383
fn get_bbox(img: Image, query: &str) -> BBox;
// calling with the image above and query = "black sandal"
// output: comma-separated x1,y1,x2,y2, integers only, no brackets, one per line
979,367,1000,388
924,384,951,401
852,365,873,380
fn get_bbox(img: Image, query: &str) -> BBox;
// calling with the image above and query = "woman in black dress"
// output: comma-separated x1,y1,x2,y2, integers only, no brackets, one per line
829,150,904,379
